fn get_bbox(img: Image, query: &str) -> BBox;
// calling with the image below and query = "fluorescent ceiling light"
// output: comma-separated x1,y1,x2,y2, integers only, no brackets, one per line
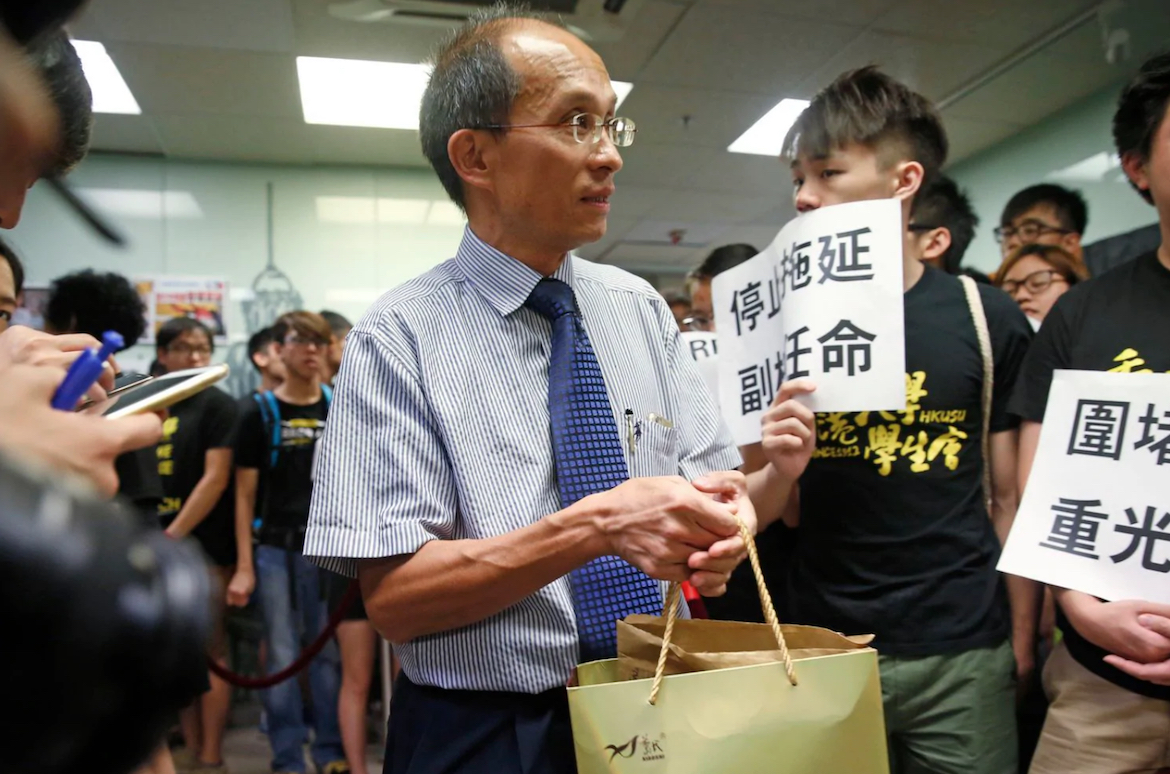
297,56,430,130
78,189,203,219
70,40,141,115
728,98,810,157
612,81,633,110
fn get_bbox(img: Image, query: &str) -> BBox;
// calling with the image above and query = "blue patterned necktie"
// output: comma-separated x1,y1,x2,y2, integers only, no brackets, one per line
525,277,664,662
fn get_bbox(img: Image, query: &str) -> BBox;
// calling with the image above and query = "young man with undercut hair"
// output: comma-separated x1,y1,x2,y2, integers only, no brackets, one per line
752,66,1035,774
996,183,1088,263
911,175,989,282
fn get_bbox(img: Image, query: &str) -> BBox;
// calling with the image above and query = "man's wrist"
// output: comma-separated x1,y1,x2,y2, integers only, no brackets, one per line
549,494,611,560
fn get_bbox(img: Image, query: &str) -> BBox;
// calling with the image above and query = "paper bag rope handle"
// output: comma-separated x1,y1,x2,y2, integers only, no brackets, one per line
648,515,797,705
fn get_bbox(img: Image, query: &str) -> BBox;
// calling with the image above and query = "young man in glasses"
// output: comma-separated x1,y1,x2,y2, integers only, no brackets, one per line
152,317,240,773
756,66,1035,774
229,310,347,774
995,183,1088,264
1010,52,1170,774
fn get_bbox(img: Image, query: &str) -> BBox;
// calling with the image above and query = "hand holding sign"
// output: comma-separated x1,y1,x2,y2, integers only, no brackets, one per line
761,378,818,483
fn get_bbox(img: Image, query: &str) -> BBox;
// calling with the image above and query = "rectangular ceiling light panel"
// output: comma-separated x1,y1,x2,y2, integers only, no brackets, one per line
71,40,142,115
728,98,810,157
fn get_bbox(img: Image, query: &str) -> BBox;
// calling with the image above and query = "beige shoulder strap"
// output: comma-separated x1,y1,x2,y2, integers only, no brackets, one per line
959,275,994,515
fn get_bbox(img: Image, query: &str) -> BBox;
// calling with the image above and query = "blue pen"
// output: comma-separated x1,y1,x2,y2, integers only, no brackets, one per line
51,330,124,410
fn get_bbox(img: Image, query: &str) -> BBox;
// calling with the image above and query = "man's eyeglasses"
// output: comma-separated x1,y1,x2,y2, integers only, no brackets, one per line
286,335,330,349
474,113,637,147
993,220,1072,245
1000,269,1067,296
167,343,212,356
681,314,713,332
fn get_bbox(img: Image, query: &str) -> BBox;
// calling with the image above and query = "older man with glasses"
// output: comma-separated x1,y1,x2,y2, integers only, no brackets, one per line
302,7,761,773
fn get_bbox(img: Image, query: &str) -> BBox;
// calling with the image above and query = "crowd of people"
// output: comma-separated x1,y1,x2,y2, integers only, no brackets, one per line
1,3,1169,774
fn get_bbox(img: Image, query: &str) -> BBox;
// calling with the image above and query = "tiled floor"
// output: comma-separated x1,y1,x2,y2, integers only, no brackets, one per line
216,726,383,774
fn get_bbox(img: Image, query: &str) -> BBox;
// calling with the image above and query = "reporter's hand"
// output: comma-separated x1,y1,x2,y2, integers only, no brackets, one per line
1104,615,1170,686
0,326,114,398
0,364,162,495
588,476,740,583
689,470,757,597
1061,591,1170,664
761,379,817,482
226,567,255,607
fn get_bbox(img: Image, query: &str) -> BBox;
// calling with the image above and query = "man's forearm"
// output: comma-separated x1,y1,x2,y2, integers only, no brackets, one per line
234,477,257,571
745,463,796,531
1006,574,1041,650
359,500,606,644
165,472,228,538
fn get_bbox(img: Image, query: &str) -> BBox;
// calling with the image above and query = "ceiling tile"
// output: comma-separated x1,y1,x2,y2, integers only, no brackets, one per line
873,0,1095,49
616,142,721,188
942,50,1123,127
575,217,638,261
942,115,1028,165
698,0,900,27
682,152,791,198
70,0,295,53
620,85,781,149
288,0,444,63
590,0,688,79
108,45,301,118
643,188,777,222
88,114,166,155
794,29,1009,101
306,126,429,167
638,3,863,94
150,115,315,162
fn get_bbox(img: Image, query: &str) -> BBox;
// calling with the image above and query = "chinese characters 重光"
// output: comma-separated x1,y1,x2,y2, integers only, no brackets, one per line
1040,498,1170,573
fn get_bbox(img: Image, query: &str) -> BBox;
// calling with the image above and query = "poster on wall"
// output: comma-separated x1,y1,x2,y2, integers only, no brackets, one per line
12,286,50,330
136,276,229,345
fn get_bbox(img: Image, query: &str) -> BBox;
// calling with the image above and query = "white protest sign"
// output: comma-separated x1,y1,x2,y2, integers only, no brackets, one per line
998,370,1170,604
680,331,721,409
711,199,907,445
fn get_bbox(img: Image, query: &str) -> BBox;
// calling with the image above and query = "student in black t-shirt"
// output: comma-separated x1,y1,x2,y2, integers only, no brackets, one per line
228,310,346,774
747,67,1034,774
152,316,238,772
1011,53,1170,774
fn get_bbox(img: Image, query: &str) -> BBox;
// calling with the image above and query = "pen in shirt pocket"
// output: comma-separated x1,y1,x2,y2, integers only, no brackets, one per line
624,409,643,454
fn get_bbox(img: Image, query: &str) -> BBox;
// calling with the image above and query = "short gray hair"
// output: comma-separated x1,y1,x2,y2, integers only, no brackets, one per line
419,3,561,210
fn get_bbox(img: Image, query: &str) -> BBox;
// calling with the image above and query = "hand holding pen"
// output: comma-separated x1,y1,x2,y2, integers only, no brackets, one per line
0,325,117,399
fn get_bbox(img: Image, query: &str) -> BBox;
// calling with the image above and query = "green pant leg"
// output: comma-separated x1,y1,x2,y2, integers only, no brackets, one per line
880,641,1017,774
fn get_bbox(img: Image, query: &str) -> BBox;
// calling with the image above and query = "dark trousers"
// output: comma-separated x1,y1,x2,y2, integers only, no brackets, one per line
384,674,578,774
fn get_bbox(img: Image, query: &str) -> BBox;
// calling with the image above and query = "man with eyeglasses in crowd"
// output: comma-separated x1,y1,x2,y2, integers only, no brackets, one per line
995,183,1088,265
229,310,347,774
302,7,754,772
152,317,240,774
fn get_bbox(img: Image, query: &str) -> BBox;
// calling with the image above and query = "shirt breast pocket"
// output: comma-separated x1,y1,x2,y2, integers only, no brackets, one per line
627,417,679,479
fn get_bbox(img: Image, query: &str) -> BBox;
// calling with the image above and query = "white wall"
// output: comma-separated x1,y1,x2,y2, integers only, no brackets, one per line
8,155,465,393
949,81,1160,273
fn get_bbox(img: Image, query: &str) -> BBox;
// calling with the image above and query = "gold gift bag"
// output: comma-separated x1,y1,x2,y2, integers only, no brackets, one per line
567,520,889,773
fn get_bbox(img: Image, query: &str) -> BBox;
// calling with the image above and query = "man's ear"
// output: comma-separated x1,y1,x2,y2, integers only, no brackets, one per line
921,226,953,264
1061,230,1083,257
1121,151,1151,197
892,160,925,202
448,128,495,199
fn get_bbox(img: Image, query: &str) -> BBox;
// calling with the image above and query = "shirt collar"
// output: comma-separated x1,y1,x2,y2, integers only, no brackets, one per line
455,226,576,317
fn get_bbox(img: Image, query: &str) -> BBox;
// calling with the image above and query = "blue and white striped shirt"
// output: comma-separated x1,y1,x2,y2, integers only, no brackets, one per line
304,227,740,693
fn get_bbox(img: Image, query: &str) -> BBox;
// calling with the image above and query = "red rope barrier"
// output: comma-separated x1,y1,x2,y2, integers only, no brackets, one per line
208,579,362,689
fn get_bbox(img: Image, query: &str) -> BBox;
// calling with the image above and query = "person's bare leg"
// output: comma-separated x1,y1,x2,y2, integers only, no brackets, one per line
133,741,177,774
337,620,377,774
199,566,234,766
177,701,202,762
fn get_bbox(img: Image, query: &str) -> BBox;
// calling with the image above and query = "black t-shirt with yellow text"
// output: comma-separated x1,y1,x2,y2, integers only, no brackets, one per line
235,393,329,550
786,266,1033,656
157,387,239,566
1011,249,1170,701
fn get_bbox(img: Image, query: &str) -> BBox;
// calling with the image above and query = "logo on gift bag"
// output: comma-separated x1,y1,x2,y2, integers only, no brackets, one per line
605,733,667,764
605,736,638,762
